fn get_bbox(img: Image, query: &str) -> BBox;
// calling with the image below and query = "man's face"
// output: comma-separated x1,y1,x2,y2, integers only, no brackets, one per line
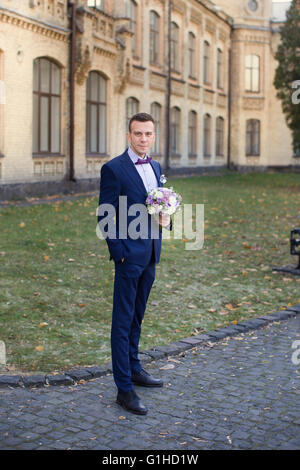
126,120,156,157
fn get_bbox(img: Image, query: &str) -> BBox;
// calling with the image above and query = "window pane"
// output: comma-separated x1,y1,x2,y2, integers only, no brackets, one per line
33,93,39,152
51,63,60,95
245,55,252,68
90,73,98,101
91,104,98,152
40,59,50,94
151,102,161,154
245,69,251,90
99,104,106,153
253,55,259,68
99,75,106,103
33,60,39,92
40,96,49,151
51,96,60,153
252,69,259,91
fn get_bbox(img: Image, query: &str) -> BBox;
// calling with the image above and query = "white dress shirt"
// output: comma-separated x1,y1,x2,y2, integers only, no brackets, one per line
128,147,158,193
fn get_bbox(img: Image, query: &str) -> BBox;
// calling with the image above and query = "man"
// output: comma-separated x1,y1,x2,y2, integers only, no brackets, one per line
97,113,171,415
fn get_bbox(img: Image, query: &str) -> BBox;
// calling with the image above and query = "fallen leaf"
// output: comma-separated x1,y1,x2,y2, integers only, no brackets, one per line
35,345,44,352
160,363,175,370
225,303,235,310
218,310,228,315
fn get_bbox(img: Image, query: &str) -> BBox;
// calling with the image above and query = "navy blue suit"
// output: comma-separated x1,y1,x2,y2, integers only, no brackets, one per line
98,149,166,392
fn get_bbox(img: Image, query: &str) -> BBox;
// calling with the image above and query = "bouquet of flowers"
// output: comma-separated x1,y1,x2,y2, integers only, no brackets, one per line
145,175,182,216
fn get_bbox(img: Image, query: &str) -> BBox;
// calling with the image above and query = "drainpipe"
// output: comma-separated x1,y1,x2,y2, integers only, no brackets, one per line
164,0,172,172
227,28,233,170
68,1,76,182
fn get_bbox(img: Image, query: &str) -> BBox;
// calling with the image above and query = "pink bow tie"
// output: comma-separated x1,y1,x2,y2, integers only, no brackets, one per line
135,156,152,165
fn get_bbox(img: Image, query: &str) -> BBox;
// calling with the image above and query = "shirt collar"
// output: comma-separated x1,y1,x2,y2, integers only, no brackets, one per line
128,146,149,164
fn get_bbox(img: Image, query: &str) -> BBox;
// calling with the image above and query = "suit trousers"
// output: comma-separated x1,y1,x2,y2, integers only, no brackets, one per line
111,244,156,393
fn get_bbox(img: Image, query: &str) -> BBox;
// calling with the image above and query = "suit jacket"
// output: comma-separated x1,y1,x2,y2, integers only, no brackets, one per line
98,149,167,266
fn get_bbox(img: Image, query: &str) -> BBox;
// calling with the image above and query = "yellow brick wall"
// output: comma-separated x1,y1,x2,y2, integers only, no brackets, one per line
0,0,295,187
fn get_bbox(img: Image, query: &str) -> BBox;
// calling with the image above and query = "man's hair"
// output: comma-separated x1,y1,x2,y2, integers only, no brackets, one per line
128,112,155,132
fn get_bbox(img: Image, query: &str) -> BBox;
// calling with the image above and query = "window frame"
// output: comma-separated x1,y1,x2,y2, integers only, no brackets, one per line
149,10,160,65
188,110,197,157
203,40,211,86
203,113,212,157
216,116,225,156
170,106,181,155
86,71,107,156
245,54,260,93
246,119,261,156
32,57,61,156
217,48,223,90
170,22,180,72
126,96,139,134
188,32,196,79
150,102,162,155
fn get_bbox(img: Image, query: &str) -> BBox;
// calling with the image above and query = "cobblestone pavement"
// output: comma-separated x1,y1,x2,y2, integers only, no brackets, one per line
0,317,299,450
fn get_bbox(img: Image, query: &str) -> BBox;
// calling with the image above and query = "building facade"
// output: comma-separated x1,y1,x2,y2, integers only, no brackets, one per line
0,0,297,196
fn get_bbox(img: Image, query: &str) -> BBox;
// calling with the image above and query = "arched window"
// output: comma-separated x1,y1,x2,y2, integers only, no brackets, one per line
216,117,224,156
188,110,197,156
245,55,260,92
203,41,211,85
126,0,137,56
126,97,139,132
188,32,196,78
246,119,260,156
150,10,160,64
170,22,179,72
33,57,61,154
217,48,223,89
170,106,180,154
86,71,107,154
151,102,161,154
203,113,211,157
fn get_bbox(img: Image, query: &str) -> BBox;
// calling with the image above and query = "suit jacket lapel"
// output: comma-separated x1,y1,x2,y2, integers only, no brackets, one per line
150,160,162,187
120,151,147,194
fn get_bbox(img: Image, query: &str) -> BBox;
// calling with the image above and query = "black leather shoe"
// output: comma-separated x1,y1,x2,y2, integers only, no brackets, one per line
132,369,163,388
116,389,148,415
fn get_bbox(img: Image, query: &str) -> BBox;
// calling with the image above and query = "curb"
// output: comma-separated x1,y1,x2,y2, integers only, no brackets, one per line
1,305,299,389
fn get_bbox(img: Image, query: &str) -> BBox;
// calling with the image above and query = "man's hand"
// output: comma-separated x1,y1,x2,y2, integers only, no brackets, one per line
158,213,171,228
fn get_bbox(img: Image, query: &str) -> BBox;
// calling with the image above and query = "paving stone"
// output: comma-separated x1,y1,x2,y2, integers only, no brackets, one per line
285,303,300,313
84,366,108,378
22,375,45,388
64,369,94,382
46,374,74,386
0,375,22,388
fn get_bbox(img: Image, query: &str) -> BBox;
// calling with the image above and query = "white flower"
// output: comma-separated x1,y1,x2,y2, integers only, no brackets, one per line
148,206,156,215
166,207,176,215
169,195,176,205
160,174,167,184
155,191,163,199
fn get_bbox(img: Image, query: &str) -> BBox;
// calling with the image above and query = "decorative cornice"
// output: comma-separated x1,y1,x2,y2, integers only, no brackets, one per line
93,45,116,59
0,6,69,42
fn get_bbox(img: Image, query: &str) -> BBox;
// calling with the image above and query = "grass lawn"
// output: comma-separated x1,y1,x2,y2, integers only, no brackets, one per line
1,171,300,374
